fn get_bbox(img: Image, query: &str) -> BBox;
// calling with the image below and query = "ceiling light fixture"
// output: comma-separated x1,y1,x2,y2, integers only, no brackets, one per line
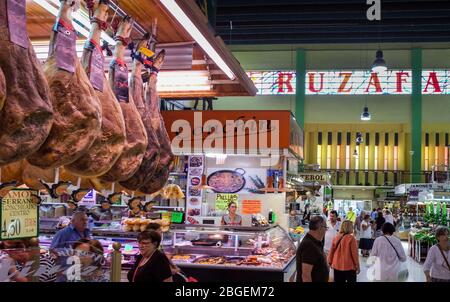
371,50,387,73
361,106,371,121
159,0,236,80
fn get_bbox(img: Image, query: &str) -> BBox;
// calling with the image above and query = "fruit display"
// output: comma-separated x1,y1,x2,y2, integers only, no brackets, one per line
290,226,305,234
413,228,438,245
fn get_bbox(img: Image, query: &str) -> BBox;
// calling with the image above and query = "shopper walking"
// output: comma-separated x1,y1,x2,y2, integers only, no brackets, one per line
423,226,450,282
370,223,407,281
327,220,360,282
324,210,341,255
346,207,356,223
51,211,91,249
374,210,385,238
384,210,394,225
296,215,329,282
128,231,173,282
354,211,365,243
370,209,378,220
359,214,374,257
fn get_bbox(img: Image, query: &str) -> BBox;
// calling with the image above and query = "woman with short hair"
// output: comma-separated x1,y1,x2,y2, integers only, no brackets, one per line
128,231,173,282
327,220,360,282
423,227,449,282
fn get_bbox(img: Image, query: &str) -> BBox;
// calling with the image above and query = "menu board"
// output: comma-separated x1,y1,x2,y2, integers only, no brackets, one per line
0,189,39,240
185,156,204,224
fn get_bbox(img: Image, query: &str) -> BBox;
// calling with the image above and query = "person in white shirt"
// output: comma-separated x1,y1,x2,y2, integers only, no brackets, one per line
370,222,407,281
359,214,374,257
384,210,394,225
423,226,450,282
324,210,341,255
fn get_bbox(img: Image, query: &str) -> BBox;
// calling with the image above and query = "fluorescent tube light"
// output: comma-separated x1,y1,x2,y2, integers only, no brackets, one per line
34,0,115,45
159,0,236,80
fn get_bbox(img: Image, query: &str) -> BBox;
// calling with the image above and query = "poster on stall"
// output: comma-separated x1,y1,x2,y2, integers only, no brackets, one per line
0,189,39,240
186,155,205,224
242,200,262,214
206,167,267,194
215,193,239,211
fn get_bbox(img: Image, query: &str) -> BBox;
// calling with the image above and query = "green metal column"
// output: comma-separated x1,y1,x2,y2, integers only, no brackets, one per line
295,49,306,128
411,49,422,183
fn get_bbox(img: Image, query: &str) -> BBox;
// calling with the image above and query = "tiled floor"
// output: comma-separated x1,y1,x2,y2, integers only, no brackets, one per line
356,242,426,282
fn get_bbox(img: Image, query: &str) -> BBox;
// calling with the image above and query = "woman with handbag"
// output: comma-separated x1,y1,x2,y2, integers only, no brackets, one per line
423,226,450,282
327,220,360,282
370,222,407,282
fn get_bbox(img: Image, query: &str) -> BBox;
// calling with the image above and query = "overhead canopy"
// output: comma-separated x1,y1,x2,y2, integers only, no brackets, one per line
25,0,257,98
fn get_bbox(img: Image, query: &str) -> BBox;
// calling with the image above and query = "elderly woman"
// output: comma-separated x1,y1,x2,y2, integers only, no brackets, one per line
423,227,450,282
128,231,173,282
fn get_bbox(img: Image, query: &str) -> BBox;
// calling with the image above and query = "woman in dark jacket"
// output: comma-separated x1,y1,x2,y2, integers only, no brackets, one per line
128,231,173,282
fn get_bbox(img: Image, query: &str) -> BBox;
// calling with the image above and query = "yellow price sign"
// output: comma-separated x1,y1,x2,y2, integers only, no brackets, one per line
1,189,39,240
215,193,238,211
138,47,154,58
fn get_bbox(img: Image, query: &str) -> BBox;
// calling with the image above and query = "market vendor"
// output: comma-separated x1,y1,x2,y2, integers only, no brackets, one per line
221,201,242,226
50,211,91,249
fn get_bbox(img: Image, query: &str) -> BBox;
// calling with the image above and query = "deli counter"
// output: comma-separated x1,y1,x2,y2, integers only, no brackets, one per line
39,220,297,282
164,224,297,282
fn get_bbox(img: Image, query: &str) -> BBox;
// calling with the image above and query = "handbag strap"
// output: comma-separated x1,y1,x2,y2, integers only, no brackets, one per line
436,244,450,271
383,236,401,260
331,234,347,264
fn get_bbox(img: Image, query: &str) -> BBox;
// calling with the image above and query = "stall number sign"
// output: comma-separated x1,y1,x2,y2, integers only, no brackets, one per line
215,194,238,211
1,189,39,240
242,200,262,214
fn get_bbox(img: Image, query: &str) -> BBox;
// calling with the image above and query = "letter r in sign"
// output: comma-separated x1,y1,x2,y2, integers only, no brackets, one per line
278,72,294,93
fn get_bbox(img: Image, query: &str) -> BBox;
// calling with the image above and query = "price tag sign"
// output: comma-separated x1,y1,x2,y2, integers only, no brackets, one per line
1,189,39,240
242,200,262,214
138,47,154,58
171,212,184,224
215,193,238,211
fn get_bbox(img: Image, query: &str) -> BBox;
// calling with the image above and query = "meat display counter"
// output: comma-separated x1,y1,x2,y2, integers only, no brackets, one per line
162,224,297,282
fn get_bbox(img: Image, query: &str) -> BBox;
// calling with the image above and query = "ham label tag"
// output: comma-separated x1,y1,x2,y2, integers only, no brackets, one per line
54,23,76,73
87,42,104,92
113,64,129,102
6,0,29,49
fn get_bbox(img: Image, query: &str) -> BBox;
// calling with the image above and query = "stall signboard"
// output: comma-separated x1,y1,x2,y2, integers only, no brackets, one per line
299,172,331,185
186,155,205,224
162,110,303,158
242,200,262,214
215,194,238,211
0,189,39,240
248,70,450,95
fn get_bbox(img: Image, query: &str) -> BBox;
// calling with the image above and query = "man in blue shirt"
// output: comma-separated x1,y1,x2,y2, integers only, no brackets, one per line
370,208,378,220
50,211,91,249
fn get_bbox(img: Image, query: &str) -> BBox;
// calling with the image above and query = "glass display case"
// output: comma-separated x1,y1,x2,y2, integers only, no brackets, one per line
163,224,297,282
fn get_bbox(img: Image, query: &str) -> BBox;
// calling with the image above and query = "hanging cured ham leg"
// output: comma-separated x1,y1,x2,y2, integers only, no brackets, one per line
0,0,53,166
0,67,5,111
65,0,126,177
100,16,148,182
120,32,162,191
28,0,102,169
139,53,174,192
